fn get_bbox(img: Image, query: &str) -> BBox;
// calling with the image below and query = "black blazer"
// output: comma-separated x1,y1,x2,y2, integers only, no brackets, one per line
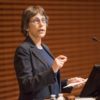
14,37,72,100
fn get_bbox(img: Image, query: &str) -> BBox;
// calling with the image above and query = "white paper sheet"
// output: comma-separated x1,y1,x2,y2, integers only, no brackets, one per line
75,97,95,100
63,78,88,88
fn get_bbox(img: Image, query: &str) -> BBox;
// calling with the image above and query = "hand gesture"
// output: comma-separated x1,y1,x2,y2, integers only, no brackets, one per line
52,55,67,73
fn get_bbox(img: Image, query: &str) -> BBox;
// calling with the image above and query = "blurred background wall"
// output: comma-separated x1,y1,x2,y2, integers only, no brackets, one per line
0,0,100,100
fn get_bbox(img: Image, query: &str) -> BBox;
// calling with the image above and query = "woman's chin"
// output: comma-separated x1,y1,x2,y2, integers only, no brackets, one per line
39,33,46,38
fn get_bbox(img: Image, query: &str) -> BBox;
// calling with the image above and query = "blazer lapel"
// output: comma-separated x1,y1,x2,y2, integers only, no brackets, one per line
31,46,50,67
25,37,53,68
42,44,54,60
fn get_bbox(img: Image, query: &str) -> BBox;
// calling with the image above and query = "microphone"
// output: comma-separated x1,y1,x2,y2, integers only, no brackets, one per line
92,37,100,42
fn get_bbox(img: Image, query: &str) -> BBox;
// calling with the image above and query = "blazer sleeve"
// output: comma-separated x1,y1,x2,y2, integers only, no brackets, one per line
61,79,73,93
14,46,56,94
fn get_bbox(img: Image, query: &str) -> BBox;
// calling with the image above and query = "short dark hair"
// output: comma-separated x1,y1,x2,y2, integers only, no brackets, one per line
21,6,48,36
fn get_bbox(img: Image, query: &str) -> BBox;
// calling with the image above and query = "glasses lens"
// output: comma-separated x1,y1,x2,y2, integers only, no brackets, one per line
31,18,46,24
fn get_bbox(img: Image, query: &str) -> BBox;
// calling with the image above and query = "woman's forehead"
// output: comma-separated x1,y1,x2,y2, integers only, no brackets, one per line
31,13,45,19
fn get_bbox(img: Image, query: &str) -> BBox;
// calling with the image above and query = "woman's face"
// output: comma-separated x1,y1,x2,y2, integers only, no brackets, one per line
27,13,47,39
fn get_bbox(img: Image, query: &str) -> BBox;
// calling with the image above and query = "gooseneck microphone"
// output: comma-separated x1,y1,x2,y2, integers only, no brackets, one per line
92,37,100,42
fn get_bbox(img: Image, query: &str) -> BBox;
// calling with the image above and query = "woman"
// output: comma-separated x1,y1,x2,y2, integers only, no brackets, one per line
14,6,85,100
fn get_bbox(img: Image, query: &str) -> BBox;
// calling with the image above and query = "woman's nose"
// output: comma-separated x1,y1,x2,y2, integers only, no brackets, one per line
39,20,44,26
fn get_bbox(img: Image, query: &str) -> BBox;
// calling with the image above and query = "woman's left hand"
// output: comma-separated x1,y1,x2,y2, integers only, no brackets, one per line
68,77,87,88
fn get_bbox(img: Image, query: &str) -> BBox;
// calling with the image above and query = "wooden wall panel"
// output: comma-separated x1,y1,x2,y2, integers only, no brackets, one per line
0,0,100,99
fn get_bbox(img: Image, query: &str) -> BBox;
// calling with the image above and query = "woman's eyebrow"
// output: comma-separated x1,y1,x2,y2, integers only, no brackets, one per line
32,16,45,19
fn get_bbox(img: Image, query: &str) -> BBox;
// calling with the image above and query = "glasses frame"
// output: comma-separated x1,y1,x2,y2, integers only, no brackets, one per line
30,17,47,25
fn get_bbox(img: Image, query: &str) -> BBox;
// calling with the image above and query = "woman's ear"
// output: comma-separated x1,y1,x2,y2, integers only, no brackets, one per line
24,27,29,36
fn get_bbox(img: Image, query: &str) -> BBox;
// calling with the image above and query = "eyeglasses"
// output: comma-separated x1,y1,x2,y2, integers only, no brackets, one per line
30,18,47,24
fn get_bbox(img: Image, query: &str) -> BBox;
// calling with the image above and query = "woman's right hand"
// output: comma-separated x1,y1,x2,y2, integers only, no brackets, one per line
52,55,67,73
